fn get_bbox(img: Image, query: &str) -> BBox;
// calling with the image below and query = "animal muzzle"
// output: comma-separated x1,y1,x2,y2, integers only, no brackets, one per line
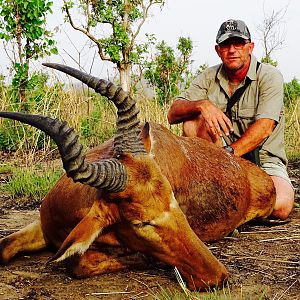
158,222,229,290
123,201,229,290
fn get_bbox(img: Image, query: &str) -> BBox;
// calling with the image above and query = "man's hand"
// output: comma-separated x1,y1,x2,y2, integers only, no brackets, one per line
199,100,233,137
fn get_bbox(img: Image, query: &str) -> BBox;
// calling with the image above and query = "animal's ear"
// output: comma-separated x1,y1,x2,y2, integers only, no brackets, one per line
49,201,120,263
141,122,151,153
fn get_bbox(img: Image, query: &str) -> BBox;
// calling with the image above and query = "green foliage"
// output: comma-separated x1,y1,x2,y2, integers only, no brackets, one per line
1,164,63,205
195,63,209,76
81,0,155,64
283,78,300,160
0,0,57,101
0,71,115,154
284,77,300,108
0,121,20,151
0,119,52,152
0,0,57,58
6,70,52,112
0,73,63,152
144,37,194,105
63,0,164,90
11,63,29,89
261,54,278,67
80,93,116,145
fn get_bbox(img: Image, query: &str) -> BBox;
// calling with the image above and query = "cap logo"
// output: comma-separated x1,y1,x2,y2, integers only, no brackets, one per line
216,19,251,44
225,20,237,32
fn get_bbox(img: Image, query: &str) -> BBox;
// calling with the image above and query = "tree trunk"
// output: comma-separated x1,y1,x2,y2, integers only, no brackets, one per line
119,63,131,93
119,0,131,93
15,8,27,104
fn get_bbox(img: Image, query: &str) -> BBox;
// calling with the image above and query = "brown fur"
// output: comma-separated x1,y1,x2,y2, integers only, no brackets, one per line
0,122,275,290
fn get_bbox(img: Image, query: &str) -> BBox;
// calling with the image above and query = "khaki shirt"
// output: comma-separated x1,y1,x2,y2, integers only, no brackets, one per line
178,55,287,166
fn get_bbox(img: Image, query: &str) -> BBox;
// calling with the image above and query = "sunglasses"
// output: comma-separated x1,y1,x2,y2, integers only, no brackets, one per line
218,40,250,51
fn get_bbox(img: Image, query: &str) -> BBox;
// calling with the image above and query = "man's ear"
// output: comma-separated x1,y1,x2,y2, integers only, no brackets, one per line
248,42,255,54
215,45,221,58
141,122,151,153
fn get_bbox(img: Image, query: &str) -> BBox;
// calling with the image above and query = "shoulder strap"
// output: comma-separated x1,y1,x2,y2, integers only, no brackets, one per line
226,61,261,120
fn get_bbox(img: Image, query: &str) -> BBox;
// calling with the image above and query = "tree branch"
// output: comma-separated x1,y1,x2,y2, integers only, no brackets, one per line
63,0,111,62
129,0,164,51
257,5,288,59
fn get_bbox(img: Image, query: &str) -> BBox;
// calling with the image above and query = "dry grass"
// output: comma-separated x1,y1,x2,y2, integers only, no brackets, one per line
137,93,182,136
0,84,299,163
285,99,300,161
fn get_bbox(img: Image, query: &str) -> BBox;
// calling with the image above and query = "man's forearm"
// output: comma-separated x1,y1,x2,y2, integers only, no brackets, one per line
167,99,203,124
231,118,275,157
168,99,233,136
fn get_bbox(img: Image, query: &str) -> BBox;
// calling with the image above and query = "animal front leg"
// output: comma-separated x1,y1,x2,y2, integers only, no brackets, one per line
49,199,120,262
0,220,47,264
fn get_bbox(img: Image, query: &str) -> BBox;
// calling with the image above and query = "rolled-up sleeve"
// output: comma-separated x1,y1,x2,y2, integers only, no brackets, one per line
178,68,213,101
256,66,284,122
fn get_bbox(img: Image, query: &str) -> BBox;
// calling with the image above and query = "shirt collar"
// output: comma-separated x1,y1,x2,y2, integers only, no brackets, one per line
247,55,258,81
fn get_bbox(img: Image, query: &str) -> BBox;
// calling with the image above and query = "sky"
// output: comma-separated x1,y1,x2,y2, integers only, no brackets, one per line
0,0,299,82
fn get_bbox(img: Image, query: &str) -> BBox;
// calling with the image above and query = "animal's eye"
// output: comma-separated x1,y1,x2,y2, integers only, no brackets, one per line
131,220,152,228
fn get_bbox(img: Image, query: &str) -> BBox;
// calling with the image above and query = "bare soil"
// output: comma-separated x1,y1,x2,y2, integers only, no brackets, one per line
0,160,299,300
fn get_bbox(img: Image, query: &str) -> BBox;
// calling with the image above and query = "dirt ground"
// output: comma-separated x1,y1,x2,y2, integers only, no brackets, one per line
0,161,299,300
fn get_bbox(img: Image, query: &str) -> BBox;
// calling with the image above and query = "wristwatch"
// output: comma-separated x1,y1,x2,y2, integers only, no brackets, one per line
223,145,235,154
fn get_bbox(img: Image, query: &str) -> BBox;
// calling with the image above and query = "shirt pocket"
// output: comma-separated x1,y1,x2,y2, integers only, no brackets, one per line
237,107,256,120
208,91,227,112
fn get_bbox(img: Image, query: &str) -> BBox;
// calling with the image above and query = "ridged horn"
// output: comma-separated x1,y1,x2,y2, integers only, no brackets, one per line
42,63,146,156
0,112,127,193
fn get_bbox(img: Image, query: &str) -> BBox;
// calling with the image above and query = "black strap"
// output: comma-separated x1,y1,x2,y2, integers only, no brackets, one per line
226,61,261,121
226,61,261,166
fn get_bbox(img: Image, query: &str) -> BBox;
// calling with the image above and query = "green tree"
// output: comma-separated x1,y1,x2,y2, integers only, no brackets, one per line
63,0,164,92
284,77,300,108
0,0,57,104
144,37,194,105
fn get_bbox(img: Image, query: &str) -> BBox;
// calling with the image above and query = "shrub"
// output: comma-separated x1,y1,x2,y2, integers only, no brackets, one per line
1,164,63,208
284,77,300,108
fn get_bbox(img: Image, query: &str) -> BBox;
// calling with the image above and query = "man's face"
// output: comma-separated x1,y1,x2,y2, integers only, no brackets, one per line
215,37,254,71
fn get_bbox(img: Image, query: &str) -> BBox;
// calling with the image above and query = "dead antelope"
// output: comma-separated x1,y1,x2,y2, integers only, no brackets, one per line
0,63,275,290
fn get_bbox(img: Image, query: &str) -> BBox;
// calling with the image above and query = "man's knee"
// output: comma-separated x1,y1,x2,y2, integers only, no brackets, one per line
183,119,200,137
182,116,221,146
272,206,293,220
270,176,294,219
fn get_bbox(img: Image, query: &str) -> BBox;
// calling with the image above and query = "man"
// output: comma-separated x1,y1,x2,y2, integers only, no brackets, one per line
168,19,294,220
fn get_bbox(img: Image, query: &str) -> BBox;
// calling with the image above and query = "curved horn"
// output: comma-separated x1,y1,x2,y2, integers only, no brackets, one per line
0,112,127,192
42,63,146,156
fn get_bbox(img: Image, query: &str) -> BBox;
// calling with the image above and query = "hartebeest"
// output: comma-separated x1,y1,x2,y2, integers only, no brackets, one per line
0,64,275,290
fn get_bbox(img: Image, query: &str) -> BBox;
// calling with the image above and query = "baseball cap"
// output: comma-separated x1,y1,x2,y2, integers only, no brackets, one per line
216,19,251,44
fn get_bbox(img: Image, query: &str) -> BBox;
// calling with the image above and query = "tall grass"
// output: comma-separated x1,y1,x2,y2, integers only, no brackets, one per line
0,78,299,202
0,163,63,208
285,99,300,161
1,77,299,162
0,78,117,163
